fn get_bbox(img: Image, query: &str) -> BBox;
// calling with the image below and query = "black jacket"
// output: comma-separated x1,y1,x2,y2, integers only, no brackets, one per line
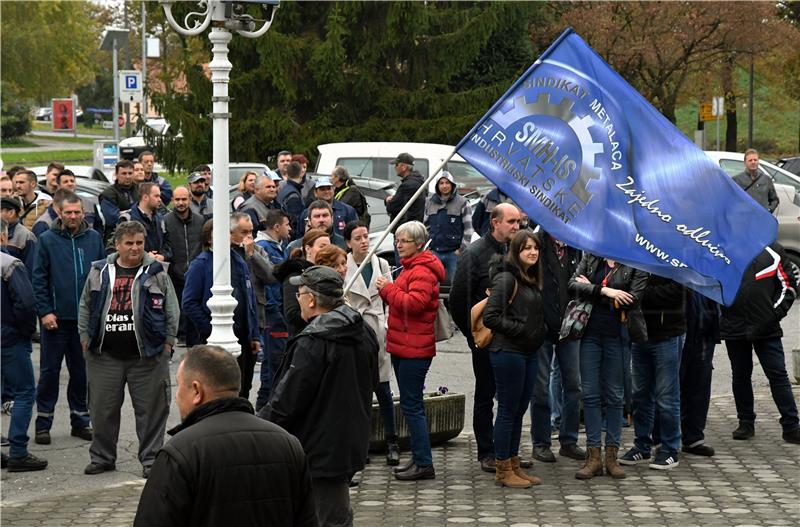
540,234,580,340
335,180,370,226
568,254,649,343
483,257,545,354
134,397,317,527
386,171,425,232
449,232,507,348
639,275,686,341
163,209,204,288
721,242,797,340
274,257,313,337
259,305,378,480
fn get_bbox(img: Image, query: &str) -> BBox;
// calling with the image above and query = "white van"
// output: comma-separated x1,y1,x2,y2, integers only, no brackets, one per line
315,142,490,192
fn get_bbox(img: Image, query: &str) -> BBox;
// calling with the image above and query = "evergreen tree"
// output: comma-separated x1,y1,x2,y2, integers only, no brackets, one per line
152,1,545,172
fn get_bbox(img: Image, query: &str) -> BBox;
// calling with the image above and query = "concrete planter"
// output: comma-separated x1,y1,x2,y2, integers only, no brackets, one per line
369,392,465,452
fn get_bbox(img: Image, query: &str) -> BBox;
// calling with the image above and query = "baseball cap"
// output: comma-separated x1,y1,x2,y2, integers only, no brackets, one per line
289,265,344,298
0,197,22,213
187,172,206,184
265,169,282,182
315,176,333,189
390,153,415,165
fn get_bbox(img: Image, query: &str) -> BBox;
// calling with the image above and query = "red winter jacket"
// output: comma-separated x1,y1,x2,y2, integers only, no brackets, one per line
379,250,446,359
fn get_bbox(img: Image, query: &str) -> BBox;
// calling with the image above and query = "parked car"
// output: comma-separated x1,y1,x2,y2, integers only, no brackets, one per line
315,142,489,193
34,107,52,121
776,156,800,177
228,162,270,187
36,176,108,228
118,117,178,160
29,165,113,184
706,150,800,199
704,150,800,284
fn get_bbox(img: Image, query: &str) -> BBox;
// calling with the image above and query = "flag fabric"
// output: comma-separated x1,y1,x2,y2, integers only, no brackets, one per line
455,28,777,305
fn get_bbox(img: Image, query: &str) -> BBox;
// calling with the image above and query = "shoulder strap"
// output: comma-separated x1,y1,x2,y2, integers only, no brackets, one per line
509,279,518,304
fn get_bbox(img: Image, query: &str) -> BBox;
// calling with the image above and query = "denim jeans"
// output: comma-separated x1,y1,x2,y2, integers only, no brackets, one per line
631,335,684,456
255,317,289,411
726,338,800,433
471,347,496,461
530,338,581,447
375,381,397,439
681,335,715,446
432,250,458,284
491,350,538,460
392,356,433,467
36,321,90,432
580,331,626,448
550,358,563,428
2,340,36,458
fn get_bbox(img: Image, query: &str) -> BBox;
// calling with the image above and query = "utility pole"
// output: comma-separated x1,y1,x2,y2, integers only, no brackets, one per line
124,1,132,138
747,54,754,149
141,0,147,121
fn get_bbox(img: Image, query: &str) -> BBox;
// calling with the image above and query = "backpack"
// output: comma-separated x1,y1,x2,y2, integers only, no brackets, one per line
470,281,518,349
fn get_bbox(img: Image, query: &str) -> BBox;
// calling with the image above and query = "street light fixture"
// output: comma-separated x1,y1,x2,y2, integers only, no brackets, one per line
160,0,280,355
100,27,130,144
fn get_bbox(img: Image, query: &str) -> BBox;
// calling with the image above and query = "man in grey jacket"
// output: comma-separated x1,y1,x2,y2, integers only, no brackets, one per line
78,221,179,479
733,149,779,213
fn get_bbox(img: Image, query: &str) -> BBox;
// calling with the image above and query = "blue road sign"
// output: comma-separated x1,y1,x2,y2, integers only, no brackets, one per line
125,75,138,89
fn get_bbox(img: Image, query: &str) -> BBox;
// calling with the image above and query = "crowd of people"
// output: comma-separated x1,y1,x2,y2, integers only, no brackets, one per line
1,147,798,526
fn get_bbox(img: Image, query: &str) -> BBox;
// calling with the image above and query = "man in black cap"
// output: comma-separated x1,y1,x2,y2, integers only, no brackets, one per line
259,266,378,527
385,153,426,232
0,197,37,273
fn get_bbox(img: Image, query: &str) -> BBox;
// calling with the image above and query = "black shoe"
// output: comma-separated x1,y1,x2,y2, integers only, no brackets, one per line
394,463,435,481
732,422,755,440
84,461,116,475
532,445,556,463
1,452,8,469
34,430,51,445
682,443,715,456
8,454,48,472
142,465,152,479
559,443,586,460
783,429,800,444
71,427,93,441
393,458,415,474
386,443,400,466
479,457,496,472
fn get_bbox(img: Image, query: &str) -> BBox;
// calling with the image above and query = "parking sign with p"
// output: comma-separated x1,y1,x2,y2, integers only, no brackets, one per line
119,70,143,103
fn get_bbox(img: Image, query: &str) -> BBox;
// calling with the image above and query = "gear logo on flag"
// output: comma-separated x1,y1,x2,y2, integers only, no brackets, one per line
491,92,604,206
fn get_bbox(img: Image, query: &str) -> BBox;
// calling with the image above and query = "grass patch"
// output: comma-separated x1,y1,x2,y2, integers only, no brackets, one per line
1,138,38,148
32,121,115,137
2,149,93,165
29,134,104,145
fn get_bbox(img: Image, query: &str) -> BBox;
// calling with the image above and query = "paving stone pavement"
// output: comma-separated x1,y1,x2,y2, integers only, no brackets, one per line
2,386,799,526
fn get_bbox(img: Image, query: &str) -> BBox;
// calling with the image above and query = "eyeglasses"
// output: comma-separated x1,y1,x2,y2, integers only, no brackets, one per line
295,290,312,300
395,239,416,246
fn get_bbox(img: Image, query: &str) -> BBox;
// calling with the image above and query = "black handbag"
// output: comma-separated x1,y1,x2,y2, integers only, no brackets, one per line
559,299,594,341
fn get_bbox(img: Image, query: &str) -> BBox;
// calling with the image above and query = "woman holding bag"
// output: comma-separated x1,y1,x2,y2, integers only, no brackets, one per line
376,221,445,481
344,221,400,466
568,254,648,480
482,230,545,488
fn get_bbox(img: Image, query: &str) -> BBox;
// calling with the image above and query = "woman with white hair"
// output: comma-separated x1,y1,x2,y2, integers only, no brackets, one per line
376,221,445,481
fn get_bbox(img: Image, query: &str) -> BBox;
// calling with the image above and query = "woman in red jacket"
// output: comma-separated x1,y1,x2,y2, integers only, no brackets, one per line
376,221,445,481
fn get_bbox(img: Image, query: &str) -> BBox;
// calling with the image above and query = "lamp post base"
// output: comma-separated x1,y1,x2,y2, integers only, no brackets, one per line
206,284,241,357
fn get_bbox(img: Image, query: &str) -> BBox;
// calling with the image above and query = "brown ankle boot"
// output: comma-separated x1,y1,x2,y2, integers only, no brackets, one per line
495,458,532,488
511,456,542,485
574,446,603,480
604,446,626,479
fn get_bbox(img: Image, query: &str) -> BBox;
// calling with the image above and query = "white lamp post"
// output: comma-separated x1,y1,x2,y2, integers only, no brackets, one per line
160,0,280,355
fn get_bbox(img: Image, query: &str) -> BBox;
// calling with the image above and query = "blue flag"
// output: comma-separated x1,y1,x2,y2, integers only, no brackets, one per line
455,28,776,305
